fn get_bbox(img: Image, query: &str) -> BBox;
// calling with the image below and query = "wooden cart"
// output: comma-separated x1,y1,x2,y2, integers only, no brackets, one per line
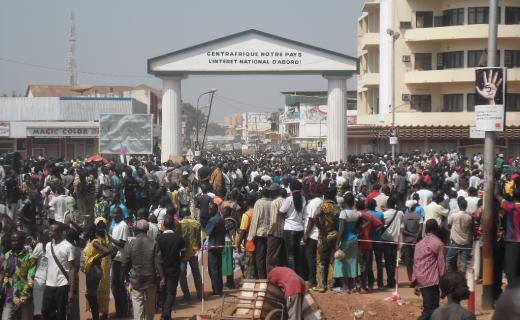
220,280,287,320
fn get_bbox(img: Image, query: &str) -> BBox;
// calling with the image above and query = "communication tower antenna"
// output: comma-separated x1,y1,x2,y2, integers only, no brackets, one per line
68,11,78,85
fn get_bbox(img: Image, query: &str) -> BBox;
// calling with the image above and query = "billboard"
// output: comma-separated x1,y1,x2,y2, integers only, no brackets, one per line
99,114,153,154
474,67,506,132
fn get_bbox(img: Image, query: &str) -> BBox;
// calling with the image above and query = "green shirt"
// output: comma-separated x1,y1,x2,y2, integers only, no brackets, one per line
1,248,36,306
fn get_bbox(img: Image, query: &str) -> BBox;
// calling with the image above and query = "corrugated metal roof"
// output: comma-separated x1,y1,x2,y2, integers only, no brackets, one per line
26,84,162,98
0,97,145,121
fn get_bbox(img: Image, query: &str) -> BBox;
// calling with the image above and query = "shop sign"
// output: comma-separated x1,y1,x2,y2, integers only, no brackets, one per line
0,122,9,137
27,127,99,138
469,126,485,139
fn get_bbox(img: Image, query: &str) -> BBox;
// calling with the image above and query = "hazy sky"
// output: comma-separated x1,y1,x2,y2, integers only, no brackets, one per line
0,0,364,122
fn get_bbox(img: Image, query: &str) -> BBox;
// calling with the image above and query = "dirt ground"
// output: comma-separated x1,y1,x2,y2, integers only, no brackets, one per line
312,288,494,320
78,259,496,320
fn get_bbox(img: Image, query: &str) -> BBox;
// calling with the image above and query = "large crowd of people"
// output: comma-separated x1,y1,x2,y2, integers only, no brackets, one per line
0,149,519,320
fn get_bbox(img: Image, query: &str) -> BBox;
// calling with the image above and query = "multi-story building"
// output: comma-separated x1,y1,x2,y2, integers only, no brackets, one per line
357,0,520,156
279,91,358,150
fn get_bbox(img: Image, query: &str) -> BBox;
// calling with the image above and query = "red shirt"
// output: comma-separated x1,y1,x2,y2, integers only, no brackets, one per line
365,190,380,205
411,234,446,288
267,267,306,298
359,210,383,251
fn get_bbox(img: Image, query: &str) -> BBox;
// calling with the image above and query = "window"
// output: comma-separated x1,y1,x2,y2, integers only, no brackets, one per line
411,95,432,112
416,11,433,28
443,94,464,112
469,7,501,24
415,53,432,70
468,7,489,24
443,8,465,26
468,50,500,67
507,93,520,112
505,7,520,24
437,51,464,69
505,50,520,68
467,93,476,112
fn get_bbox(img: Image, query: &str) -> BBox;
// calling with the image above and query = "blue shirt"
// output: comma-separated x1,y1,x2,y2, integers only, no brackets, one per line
205,213,226,248
368,209,384,241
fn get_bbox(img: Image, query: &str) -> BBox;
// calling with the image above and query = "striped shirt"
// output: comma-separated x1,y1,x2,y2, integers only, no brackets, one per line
411,233,446,288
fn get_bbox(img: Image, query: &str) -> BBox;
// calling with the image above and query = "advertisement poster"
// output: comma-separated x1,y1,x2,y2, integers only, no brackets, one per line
474,67,506,132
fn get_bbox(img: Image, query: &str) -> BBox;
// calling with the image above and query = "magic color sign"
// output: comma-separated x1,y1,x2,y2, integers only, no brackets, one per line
27,127,99,138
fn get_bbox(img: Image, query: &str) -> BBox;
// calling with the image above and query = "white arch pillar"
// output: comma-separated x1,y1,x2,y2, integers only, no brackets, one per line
324,75,348,163
161,76,185,162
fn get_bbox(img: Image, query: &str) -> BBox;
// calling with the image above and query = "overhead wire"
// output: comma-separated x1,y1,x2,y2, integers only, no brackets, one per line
0,57,153,79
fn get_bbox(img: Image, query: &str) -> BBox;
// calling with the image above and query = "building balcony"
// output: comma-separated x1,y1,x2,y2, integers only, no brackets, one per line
357,111,520,127
358,72,380,87
405,25,520,43
360,33,380,50
362,0,380,13
405,68,520,84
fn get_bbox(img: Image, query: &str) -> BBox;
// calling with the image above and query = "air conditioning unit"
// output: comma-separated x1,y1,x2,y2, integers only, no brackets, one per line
402,55,411,62
402,94,410,102
400,21,412,29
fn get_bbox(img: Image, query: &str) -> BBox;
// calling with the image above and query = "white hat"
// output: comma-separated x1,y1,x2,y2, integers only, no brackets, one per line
406,200,417,209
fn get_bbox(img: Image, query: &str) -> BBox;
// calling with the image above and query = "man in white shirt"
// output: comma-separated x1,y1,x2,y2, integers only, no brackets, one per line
381,197,404,288
374,185,391,212
335,172,346,187
48,187,68,223
468,171,481,190
465,187,480,215
302,183,323,289
425,192,449,227
42,223,76,320
110,208,129,318
415,182,433,208
98,166,112,199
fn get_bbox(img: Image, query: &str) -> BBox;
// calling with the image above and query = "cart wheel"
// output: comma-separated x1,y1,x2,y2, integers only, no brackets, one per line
265,308,283,320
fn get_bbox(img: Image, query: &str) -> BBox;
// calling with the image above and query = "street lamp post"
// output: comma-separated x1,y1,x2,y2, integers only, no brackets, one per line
387,28,400,162
195,88,217,154
201,88,217,153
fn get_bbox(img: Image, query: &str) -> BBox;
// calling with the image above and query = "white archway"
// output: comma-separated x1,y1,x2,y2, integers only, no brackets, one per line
147,29,358,162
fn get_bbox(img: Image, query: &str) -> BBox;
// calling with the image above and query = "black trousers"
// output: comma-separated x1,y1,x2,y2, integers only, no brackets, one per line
267,236,285,272
111,260,128,317
493,242,506,300
208,249,223,294
373,242,385,288
419,285,440,320
162,273,180,320
305,238,318,287
382,242,397,287
283,230,304,275
254,236,268,279
42,285,69,320
504,242,520,287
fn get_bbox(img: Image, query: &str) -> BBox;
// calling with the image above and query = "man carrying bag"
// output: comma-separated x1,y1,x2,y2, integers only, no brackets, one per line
42,223,76,320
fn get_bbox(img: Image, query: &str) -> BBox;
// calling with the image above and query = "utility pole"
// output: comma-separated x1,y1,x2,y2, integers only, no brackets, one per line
387,28,400,162
481,0,498,310
68,11,78,86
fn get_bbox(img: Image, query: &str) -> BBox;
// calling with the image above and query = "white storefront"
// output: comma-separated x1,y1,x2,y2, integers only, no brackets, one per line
0,97,146,159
